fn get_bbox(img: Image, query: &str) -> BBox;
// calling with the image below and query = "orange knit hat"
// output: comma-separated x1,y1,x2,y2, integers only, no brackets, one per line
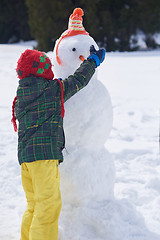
56,8,89,65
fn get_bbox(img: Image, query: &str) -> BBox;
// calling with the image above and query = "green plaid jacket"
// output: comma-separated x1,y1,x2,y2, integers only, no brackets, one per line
15,59,96,165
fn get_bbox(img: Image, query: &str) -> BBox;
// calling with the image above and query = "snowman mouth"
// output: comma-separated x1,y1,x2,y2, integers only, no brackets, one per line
79,55,85,62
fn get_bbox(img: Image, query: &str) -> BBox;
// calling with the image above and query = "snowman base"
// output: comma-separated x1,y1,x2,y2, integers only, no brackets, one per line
60,148,115,206
59,199,156,240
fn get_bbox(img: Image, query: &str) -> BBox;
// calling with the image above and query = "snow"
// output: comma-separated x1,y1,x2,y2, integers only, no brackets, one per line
130,30,147,50
130,30,160,50
153,33,160,45
0,42,160,240
99,52,160,237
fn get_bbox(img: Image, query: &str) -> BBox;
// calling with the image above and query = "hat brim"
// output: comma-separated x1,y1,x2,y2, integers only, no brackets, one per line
62,29,89,38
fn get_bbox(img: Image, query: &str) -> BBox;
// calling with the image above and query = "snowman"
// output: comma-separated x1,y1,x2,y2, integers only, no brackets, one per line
52,8,115,207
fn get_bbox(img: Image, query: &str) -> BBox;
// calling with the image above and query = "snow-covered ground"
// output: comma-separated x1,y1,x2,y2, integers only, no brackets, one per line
0,42,160,239
99,51,160,236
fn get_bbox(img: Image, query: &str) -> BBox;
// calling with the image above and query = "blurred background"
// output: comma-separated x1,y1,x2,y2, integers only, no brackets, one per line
0,0,160,52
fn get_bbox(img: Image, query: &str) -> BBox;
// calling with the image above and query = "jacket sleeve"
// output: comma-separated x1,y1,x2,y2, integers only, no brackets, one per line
62,59,96,102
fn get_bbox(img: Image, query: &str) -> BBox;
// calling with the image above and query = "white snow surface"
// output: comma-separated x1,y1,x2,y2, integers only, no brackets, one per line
0,42,160,240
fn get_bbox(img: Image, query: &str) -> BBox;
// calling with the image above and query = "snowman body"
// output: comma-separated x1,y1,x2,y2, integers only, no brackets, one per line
52,34,115,205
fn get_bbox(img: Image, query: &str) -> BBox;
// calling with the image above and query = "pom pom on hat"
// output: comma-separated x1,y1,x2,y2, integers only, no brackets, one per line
71,8,84,21
72,8,84,17
56,8,89,65
16,49,54,80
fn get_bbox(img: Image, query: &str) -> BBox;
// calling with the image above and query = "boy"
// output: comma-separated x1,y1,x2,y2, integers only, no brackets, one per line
12,45,105,240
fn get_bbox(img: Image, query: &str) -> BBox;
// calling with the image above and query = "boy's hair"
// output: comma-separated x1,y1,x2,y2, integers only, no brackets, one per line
16,49,54,80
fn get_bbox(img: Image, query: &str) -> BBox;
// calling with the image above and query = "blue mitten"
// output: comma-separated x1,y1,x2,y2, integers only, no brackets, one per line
87,45,106,68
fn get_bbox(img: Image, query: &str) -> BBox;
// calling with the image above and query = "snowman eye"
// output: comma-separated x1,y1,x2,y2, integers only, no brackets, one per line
72,48,76,52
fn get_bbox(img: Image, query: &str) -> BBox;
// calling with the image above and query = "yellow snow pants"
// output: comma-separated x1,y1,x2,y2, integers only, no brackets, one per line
20,160,62,240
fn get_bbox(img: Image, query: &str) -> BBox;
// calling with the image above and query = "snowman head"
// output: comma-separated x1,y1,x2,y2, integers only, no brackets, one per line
53,8,98,78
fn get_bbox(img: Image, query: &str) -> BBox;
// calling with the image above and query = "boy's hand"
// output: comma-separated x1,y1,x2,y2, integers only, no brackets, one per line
87,45,106,68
